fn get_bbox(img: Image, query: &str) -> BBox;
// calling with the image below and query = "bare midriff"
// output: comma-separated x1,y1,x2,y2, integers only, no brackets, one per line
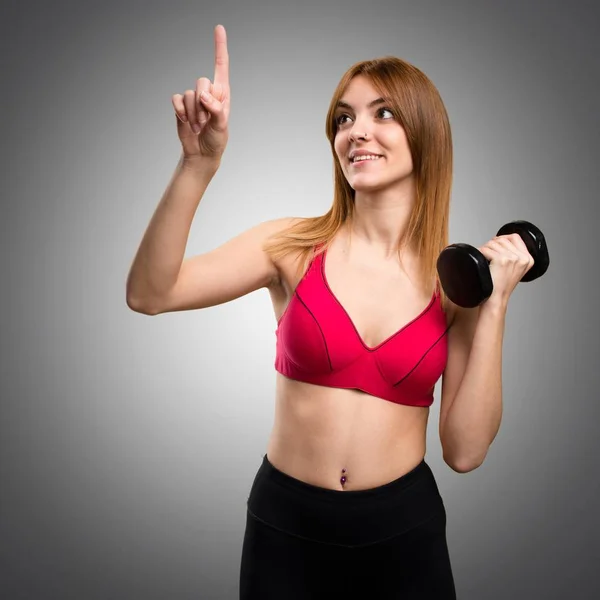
266,373,430,491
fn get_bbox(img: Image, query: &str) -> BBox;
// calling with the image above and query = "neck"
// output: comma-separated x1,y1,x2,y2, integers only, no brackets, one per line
347,176,417,259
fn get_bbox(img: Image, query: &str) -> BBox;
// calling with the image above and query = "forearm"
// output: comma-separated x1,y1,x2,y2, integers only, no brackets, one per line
126,154,220,310
442,299,507,471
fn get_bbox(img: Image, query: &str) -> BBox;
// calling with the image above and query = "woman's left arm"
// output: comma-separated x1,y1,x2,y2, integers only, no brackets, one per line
439,233,535,473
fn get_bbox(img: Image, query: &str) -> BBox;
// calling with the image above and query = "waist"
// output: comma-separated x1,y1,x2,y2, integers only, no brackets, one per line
268,376,429,490
246,453,445,547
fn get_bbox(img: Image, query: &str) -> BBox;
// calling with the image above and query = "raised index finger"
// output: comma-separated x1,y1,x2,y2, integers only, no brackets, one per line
213,24,229,93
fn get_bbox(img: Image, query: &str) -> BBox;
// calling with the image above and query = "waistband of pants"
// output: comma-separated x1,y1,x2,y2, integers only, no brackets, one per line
246,453,445,547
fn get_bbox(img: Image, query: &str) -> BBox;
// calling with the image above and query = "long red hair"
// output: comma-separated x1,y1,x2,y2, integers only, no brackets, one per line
263,56,453,307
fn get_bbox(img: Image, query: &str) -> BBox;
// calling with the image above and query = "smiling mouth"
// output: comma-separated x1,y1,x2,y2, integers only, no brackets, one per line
350,155,383,166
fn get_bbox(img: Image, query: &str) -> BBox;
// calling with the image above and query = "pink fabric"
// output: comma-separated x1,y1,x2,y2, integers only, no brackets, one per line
274,246,450,407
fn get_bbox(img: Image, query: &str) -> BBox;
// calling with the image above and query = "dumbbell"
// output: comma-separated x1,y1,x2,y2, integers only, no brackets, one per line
436,220,549,308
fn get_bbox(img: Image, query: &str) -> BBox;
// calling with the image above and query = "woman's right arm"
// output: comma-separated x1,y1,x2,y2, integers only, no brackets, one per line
126,185,295,315
126,24,291,315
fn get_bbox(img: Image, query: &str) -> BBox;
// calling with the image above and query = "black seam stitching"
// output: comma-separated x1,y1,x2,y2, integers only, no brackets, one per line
295,290,333,372
320,246,438,352
393,325,451,388
245,505,445,549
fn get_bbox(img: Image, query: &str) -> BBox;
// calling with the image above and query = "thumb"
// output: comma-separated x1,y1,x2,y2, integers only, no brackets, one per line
199,90,227,131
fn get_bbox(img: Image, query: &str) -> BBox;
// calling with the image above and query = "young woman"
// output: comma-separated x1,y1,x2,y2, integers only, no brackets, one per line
126,24,534,600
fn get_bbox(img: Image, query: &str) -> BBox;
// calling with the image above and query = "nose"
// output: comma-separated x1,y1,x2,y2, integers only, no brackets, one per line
348,128,369,143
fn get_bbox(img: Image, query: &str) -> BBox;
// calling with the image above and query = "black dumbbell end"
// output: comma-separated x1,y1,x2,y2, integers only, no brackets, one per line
436,243,494,308
496,220,549,282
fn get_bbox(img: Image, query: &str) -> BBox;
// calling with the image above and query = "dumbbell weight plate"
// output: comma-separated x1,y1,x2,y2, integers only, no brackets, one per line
495,220,549,282
436,243,493,308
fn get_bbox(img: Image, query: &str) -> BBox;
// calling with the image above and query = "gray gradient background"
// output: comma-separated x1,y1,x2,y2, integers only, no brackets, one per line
1,0,598,598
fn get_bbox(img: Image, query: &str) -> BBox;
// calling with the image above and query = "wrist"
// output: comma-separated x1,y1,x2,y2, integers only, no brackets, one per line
179,154,221,176
481,295,509,316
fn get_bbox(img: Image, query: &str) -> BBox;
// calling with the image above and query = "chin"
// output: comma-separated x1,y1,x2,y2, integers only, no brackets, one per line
349,171,413,193
349,178,390,193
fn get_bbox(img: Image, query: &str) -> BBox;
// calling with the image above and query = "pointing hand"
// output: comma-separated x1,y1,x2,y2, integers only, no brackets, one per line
171,24,230,162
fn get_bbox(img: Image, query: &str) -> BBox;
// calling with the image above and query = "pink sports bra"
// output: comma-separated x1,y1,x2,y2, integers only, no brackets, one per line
274,245,451,407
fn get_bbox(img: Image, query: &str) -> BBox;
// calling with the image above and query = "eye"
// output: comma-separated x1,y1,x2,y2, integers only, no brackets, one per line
377,107,395,120
335,113,352,126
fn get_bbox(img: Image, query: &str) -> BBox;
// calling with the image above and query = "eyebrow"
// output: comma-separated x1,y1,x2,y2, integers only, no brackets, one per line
335,97,388,111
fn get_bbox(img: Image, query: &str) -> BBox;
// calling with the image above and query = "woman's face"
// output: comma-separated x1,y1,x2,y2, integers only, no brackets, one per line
333,75,413,193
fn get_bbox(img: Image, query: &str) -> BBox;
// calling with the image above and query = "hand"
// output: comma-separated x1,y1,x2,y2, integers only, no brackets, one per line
171,24,230,162
478,233,535,304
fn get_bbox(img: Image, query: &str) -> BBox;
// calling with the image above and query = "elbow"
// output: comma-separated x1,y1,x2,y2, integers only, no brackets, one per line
126,293,161,315
443,452,484,474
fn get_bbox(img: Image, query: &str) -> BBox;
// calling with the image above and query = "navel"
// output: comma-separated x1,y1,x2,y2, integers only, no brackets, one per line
340,468,347,487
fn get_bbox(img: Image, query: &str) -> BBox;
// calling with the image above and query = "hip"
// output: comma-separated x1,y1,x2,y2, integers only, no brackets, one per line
246,453,447,548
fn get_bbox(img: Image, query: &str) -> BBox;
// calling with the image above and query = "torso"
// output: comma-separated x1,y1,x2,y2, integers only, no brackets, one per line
266,225,455,491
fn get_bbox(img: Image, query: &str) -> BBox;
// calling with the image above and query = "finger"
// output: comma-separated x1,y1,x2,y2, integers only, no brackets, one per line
492,236,528,261
488,238,519,258
183,90,200,133
212,81,229,118
497,233,531,256
485,240,526,270
492,236,520,253
199,89,227,131
478,245,500,262
213,24,230,95
212,81,224,102
172,94,187,123
495,235,534,270
195,77,212,128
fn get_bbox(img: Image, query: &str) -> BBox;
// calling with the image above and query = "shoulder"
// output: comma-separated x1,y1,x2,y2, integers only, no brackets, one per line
259,216,305,236
260,216,311,289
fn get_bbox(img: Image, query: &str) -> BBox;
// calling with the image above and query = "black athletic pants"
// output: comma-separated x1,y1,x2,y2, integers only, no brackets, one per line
239,454,457,599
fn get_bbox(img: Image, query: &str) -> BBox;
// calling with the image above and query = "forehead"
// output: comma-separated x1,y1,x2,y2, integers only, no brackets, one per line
338,75,382,106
